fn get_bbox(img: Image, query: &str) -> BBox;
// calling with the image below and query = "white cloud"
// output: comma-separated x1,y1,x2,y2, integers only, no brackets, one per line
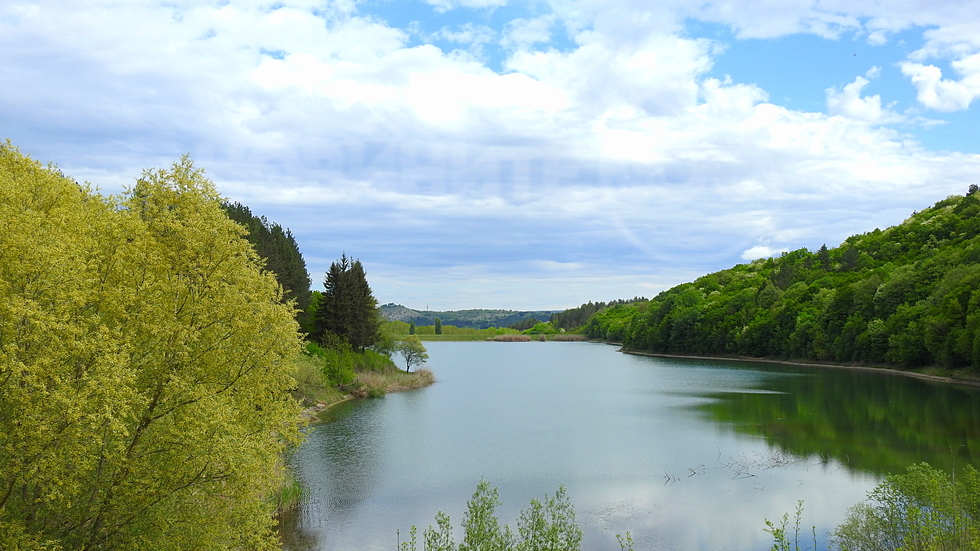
423,0,507,13
4,0,980,309
501,16,556,50
741,245,785,261
900,54,980,112
826,74,904,124
428,22,497,60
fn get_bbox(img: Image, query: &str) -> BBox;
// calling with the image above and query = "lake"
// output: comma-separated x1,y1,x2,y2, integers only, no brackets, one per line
280,341,980,551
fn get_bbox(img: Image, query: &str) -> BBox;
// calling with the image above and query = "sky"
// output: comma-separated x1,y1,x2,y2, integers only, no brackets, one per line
2,0,980,311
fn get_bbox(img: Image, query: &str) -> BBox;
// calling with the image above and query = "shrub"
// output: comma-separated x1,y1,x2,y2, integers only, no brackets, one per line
399,481,583,551
833,463,980,551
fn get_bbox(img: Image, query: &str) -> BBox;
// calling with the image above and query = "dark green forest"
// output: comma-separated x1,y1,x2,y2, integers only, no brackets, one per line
586,187,980,372
223,201,312,321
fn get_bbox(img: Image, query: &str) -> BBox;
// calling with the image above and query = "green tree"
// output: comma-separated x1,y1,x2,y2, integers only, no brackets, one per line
396,336,429,372
222,201,312,324
313,253,381,351
0,144,302,550
435,317,443,335
409,321,416,335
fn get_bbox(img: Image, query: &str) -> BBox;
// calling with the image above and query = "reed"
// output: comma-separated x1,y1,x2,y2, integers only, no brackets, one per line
491,334,532,342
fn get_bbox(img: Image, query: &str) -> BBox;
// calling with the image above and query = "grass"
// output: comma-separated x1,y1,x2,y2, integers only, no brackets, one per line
266,457,305,518
491,334,532,342
354,367,435,397
290,354,347,407
414,334,495,341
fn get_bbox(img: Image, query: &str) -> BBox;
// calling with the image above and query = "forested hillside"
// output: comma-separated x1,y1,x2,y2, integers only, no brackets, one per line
587,188,980,371
380,304,559,329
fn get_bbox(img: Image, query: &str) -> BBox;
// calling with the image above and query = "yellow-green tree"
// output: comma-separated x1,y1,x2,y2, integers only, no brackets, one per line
0,142,303,550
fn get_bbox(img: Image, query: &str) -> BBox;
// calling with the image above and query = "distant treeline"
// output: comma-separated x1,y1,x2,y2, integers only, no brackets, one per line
381,304,561,330
586,188,980,371
546,297,648,331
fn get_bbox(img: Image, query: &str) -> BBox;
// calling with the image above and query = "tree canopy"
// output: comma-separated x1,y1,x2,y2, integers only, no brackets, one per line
222,201,312,323
0,143,303,550
396,336,429,372
313,253,381,351
586,189,980,371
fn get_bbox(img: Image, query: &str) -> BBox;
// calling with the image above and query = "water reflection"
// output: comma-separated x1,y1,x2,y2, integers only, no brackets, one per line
280,399,386,550
681,358,980,476
280,343,980,551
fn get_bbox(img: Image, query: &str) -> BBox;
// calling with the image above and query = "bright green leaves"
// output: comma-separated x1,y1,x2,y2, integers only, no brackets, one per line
836,462,980,550
396,335,429,372
586,191,980,370
400,481,583,551
0,144,303,550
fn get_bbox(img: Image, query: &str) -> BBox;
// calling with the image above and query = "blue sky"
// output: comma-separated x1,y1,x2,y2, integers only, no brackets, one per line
2,0,979,310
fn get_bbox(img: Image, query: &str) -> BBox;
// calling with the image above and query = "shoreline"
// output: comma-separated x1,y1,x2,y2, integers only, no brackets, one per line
299,368,436,423
299,394,354,423
621,348,980,388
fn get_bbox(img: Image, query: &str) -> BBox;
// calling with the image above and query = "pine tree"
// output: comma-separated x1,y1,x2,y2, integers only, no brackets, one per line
314,254,381,351
222,201,312,321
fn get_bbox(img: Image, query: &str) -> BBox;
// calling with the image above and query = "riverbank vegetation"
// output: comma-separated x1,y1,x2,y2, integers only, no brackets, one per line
768,462,980,551
398,480,594,551
0,144,436,549
585,188,980,375
0,144,303,550
401,462,980,551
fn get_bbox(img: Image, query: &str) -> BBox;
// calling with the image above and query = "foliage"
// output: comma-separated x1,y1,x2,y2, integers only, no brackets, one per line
394,321,522,339
222,201,311,325
833,463,980,550
435,317,443,335
586,190,980,371
304,340,356,386
354,368,434,398
509,316,542,331
765,501,816,551
290,354,346,406
550,297,648,331
0,144,303,550
399,481,582,551
524,321,558,335
765,463,980,551
313,253,381,351
397,336,430,372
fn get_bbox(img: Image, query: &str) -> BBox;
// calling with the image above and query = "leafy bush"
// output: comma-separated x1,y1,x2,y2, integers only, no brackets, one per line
304,340,355,386
833,463,980,550
399,481,584,551
766,463,980,551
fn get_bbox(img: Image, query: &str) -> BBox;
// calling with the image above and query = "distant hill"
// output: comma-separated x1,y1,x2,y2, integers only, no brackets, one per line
586,187,980,372
380,303,560,329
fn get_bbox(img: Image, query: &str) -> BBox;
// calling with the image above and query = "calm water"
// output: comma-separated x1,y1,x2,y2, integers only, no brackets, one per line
281,342,980,551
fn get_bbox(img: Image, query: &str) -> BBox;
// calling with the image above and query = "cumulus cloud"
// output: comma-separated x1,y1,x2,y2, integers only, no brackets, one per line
901,55,980,112
826,70,904,124
501,16,556,50
423,0,507,13
741,245,786,261
4,0,980,309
